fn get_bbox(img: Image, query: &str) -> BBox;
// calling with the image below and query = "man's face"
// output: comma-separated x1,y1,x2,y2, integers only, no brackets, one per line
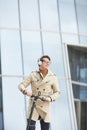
39,57,51,70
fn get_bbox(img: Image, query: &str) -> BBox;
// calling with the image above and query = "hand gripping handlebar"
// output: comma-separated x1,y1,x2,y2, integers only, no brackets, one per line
31,94,46,101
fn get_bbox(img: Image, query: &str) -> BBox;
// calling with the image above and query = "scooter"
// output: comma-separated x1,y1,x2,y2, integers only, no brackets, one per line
26,95,46,130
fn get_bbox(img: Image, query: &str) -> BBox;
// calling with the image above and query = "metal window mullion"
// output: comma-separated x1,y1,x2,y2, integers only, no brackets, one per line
0,30,4,130
74,0,80,44
17,0,27,122
38,0,44,55
72,80,87,87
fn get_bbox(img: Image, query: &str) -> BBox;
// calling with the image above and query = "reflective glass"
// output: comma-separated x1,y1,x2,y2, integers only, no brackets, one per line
68,45,87,83
0,0,19,27
80,36,87,45
51,80,72,130
0,91,1,107
0,112,3,130
76,0,87,34
42,32,65,77
68,44,87,129
1,30,22,75
0,81,2,111
59,0,77,33
73,84,87,100
62,34,79,43
22,31,42,74
39,0,59,30
20,0,40,29
81,102,87,130
2,77,26,130
75,101,87,130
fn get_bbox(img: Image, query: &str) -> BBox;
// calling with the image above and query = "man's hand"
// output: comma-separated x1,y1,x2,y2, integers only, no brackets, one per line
23,90,32,97
26,91,32,97
45,97,52,102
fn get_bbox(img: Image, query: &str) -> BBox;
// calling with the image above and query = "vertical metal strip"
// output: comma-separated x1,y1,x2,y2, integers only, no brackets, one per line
17,0,24,76
74,0,80,44
0,31,4,130
17,0,27,123
57,0,63,45
38,0,44,55
56,0,67,79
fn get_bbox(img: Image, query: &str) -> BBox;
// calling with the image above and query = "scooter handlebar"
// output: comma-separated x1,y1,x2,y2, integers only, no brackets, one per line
31,95,46,101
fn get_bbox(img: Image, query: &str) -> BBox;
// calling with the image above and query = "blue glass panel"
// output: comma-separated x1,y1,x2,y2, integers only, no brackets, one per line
39,0,59,30
76,0,87,34
68,45,87,82
80,36,87,45
1,30,22,75
59,0,77,33
62,34,79,43
22,31,42,74
2,77,26,130
42,32,65,77
0,0,19,27
51,80,72,130
20,0,39,29
73,84,87,100
0,112,3,130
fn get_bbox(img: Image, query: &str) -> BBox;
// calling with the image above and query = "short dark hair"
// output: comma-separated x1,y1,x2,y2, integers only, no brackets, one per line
40,55,51,61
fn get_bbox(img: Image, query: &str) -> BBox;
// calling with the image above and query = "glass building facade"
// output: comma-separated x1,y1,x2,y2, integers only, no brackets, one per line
0,0,87,130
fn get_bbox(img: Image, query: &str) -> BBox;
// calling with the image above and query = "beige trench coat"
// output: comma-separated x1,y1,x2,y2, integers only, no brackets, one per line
18,70,60,122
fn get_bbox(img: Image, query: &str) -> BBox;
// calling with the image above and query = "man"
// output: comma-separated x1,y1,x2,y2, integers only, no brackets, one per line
18,55,60,130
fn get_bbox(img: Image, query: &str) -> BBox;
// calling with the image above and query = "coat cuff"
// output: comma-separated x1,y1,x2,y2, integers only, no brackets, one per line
49,96,52,102
18,84,26,94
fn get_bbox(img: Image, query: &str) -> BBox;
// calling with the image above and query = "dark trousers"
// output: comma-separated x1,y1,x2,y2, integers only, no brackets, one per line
26,119,50,130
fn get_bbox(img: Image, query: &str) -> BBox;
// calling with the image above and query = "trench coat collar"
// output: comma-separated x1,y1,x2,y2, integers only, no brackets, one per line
37,69,54,79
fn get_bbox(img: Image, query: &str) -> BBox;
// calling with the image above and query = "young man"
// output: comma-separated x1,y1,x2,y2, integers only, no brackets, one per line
18,55,60,130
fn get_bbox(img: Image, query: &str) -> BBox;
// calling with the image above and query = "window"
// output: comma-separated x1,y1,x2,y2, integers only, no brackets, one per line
68,45,87,130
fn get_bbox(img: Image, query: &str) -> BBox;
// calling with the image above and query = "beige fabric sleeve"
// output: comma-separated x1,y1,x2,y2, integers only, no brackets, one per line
18,73,32,93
